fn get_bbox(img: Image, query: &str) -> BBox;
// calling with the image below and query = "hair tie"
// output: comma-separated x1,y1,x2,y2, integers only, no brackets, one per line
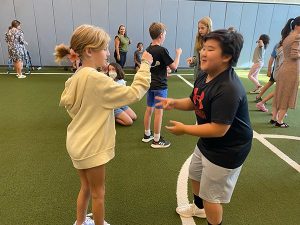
290,19,295,30
67,48,80,63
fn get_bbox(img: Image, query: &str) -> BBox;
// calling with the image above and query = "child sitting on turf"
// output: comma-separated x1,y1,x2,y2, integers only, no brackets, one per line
55,24,152,225
107,62,137,126
156,29,253,225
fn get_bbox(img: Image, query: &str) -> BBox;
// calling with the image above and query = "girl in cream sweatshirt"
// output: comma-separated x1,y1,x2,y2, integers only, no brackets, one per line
54,24,152,225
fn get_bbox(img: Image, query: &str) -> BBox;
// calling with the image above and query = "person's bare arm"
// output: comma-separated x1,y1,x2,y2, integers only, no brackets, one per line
169,48,182,70
114,37,120,60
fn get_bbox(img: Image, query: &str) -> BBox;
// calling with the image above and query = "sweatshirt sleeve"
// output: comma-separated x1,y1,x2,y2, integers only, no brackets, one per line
94,62,151,109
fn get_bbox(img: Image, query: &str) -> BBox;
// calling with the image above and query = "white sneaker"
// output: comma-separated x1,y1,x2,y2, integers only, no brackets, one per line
85,213,110,225
18,74,26,79
176,202,206,218
73,217,95,225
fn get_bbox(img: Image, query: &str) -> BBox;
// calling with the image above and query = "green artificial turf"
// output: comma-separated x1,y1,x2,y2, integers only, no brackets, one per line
0,68,299,225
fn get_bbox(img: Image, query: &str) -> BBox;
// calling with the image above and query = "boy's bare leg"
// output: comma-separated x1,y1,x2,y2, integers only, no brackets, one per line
203,201,223,225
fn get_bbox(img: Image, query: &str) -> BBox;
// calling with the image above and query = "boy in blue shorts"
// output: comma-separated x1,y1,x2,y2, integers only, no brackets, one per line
156,29,253,224
142,22,182,148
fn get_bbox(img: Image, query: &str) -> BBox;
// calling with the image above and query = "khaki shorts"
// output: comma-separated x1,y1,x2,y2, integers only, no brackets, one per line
189,146,242,204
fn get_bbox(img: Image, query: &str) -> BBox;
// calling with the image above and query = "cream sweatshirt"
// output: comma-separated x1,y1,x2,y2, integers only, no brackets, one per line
60,63,151,169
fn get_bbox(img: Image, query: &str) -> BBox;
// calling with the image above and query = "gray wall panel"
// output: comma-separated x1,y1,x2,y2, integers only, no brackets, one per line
251,4,274,66
1,0,299,67
224,3,243,30
52,0,73,45
72,0,92,28
14,0,41,66
287,4,300,18
193,1,210,42
91,0,109,31
161,0,179,60
33,0,57,66
127,0,144,67
143,0,161,47
209,2,226,30
0,41,4,65
268,4,289,57
108,0,127,64
239,3,259,67
176,0,195,66
0,0,15,64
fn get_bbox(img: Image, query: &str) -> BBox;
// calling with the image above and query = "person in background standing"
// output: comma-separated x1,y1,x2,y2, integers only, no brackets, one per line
186,17,212,81
114,24,130,68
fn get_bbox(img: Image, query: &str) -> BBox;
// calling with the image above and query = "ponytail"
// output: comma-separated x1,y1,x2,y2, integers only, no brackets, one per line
54,44,70,63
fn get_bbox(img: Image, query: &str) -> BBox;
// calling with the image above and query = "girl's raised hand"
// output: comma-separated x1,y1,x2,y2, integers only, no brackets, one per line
142,51,153,65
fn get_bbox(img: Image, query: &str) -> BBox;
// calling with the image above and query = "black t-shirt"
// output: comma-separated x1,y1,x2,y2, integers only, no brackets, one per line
190,67,253,169
146,44,174,90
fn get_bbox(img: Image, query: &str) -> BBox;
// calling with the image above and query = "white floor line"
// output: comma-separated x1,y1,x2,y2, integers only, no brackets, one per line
176,155,196,225
0,72,73,75
259,134,300,141
253,131,300,173
0,72,194,76
176,74,194,88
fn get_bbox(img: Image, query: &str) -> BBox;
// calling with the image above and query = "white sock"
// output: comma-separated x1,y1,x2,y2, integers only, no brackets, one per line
154,133,160,142
145,130,151,136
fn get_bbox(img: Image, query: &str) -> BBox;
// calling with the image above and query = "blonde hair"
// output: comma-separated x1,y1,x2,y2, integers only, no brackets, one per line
195,16,213,51
54,24,110,63
149,22,166,40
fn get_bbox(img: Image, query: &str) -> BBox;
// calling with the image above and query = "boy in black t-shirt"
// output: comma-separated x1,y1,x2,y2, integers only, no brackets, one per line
156,30,252,225
142,22,182,148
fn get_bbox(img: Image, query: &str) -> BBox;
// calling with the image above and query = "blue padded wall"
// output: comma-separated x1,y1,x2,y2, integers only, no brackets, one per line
0,0,299,67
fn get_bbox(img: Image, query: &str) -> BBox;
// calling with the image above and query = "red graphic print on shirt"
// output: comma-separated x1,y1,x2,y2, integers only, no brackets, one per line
193,88,206,119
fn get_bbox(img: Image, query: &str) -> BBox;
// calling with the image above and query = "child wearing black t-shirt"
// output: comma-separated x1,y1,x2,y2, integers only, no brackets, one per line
142,22,182,148
156,29,253,225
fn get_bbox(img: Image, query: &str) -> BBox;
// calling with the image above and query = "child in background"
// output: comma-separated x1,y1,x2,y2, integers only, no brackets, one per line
107,62,138,126
142,22,182,148
186,17,212,80
156,29,252,225
255,42,284,112
134,42,144,72
248,34,270,94
55,24,152,225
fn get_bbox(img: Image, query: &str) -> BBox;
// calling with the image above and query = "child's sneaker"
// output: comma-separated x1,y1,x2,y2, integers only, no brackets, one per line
176,202,206,218
151,137,171,148
17,74,26,79
142,132,154,143
73,217,95,225
256,102,268,112
254,96,262,103
249,87,261,94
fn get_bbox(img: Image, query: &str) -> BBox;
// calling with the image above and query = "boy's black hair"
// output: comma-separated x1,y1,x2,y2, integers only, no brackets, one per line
259,34,270,49
108,62,125,80
203,29,244,67
137,42,143,48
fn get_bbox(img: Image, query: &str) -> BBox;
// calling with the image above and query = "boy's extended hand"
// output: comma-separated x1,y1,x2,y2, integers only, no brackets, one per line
155,96,175,110
165,120,185,135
